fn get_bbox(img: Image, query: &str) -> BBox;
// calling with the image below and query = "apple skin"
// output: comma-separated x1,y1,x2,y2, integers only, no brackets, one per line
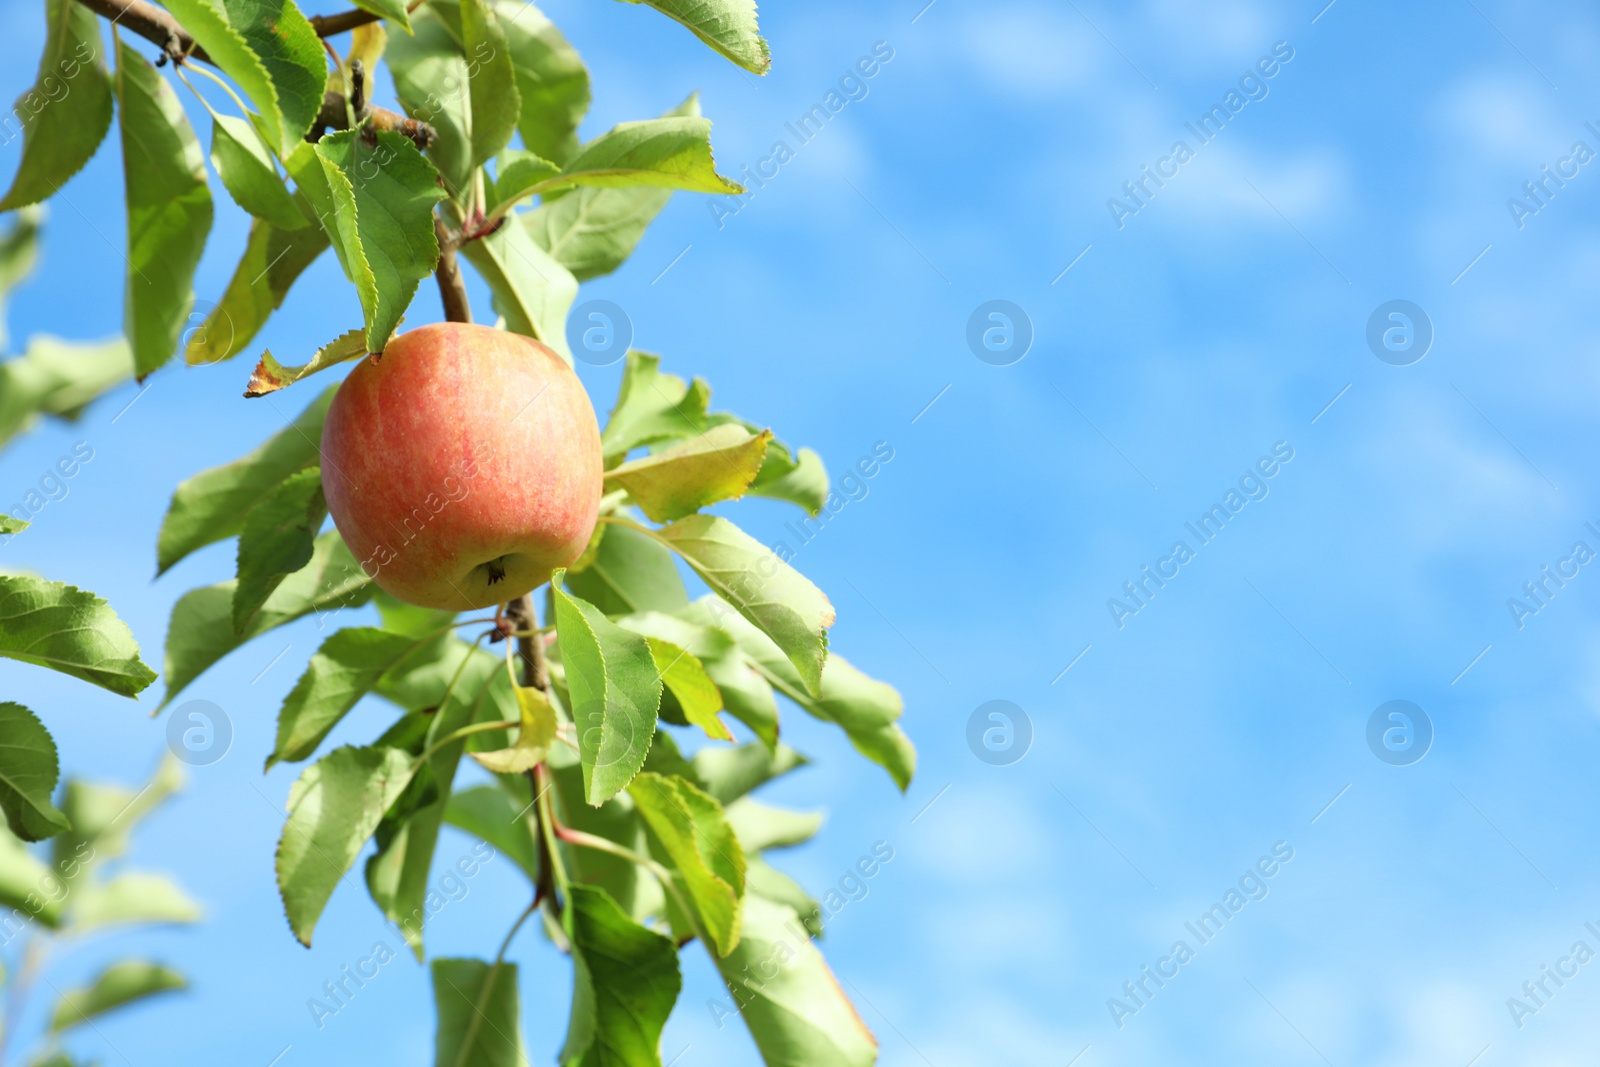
320,322,602,611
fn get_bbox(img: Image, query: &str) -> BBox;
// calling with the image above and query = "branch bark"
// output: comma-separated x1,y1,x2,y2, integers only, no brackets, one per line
504,594,547,692
73,0,434,147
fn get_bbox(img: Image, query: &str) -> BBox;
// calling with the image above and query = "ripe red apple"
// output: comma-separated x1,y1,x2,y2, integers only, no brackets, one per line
320,322,603,611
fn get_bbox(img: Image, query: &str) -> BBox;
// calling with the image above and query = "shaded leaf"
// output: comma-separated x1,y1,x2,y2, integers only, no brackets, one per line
741,432,828,516
160,531,373,709
0,825,65,926
0,335,131,450
563,519,688,617
68,872,202,931
0,577,155,697
0,0,112,210
712,895,877,1067
725,797,822,853
0,208,42,350
346,0,411,31
115,40,213,379
494,149,561,205
185,218,329,365
0,703,68,841
524,95,699,281
385,1,473,197
745,857,821,938
495,0,588,164
433,957,524,1067
549,757,659,923
690,740,807,805
458,214,576,361
51,755,183,871
311,130,444,354
605,424,770,522
268,627,431,768
551,581,663,806
628,771,744,956
210,113,307,230
651,515,833,696
461,0,520,168
560,884,680,1067
684,598,914,791
49,961,185,1033
233,467,328,631
277,745,416,945
621,0,770,75
244,327,366,397
157,383,333,572
443,785,538,885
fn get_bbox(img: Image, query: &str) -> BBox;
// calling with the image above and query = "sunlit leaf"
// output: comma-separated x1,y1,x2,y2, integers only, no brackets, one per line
0,703,68,841
0,335,130,451
619,0,769,74
210,113,307,231
560,884,680,1067
50,961,186,1033
115,41,213,380
0,577,155,697
0,0,113,210
605,424,770,522
495,0,588,164
244,327,366,397
628,771,744,955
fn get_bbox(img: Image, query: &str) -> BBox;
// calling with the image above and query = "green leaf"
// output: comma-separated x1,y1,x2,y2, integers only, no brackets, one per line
725,797,822,852
52,755,183,871
160,531,373,709
233,467,328,631
521,116,741,203
495,0,589,164
617,611,777,749
210,113,307,231
469,683,558,773
0,704,68,841
712,895,878,1067
0,335,132,450
600,351,710,459
186,217,328,365
115,40,214,380
605,424,771,522
368,657,505,958
0,516,26,536
160,0,322,158
49,961,186,1033
310,130,444,354
0,207,42,350
224,0,328,152
0,0,113,210
461,0,521,169
268,627,432,768
628,771,745,956
686,597,914,791
564,520,688,617
443,785,539,884
560,884,681,1067
650,514,833,695
0,825,65,926
548,758,658,922
645,637,730,741
457,215,577,361
690,740,807,805
523,92,696,280
432,958,524,1067
385,1,473,198
244,326,367,397
494,149,561,205
742,432,828,516
620,0,770,74
157,383,333,572
746,857,821,938
68,872,202,931
0,577,156,697
550,582,662,806
346,0,411,31
277,745,416,946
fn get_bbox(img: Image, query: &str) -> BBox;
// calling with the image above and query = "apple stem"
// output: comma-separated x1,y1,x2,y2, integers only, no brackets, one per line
434,216,473,324
505,593,548,694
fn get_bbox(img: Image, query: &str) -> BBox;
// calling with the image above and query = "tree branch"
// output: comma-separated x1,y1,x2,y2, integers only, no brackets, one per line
76,0,210,64
504,594,546,692
309,0,428,39
73,0,434,148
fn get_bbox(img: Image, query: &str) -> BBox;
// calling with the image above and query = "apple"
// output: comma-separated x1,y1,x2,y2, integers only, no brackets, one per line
320,322,603,611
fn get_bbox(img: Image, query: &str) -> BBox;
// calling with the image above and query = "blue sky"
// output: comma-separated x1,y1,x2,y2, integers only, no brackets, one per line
3,0,1600,1063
